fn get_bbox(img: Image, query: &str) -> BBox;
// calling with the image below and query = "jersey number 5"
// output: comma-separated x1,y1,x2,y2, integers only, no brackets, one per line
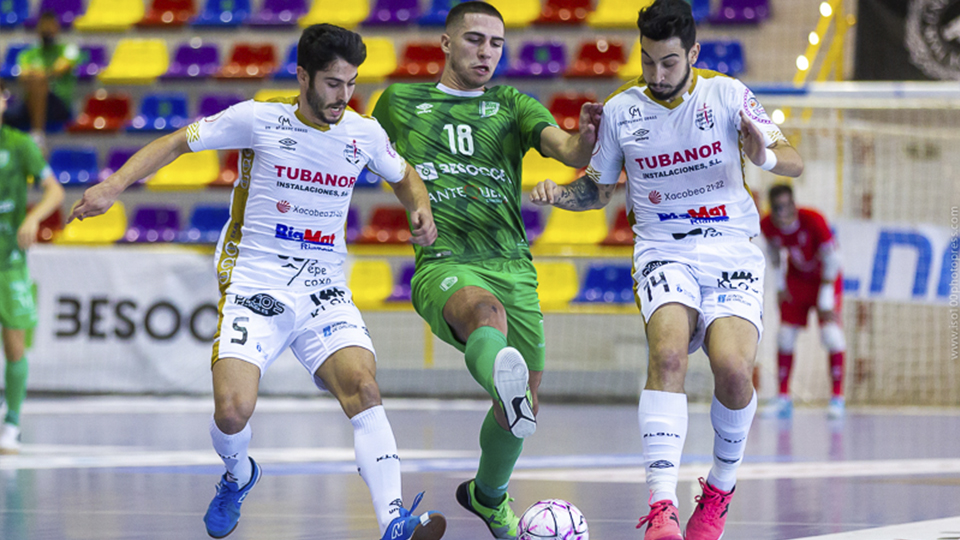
442,124,474,156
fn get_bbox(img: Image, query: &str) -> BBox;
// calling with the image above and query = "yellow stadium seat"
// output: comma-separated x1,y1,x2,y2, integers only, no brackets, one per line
74,0,145,31
521,150,578,191
537,208,609,245
299,0,369,29
147,150,219,191
486,0,540,27
620,39,644,80
349,260,393,309
366,89,386,113
534,261,579,310
588,0,655,28
56,201,127,245
357,39,397,84
98,39,169,85
253,88,299,102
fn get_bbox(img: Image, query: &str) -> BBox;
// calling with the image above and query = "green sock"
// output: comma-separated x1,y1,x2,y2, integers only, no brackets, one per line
475,407,523,508
4,357,28,426
465,326,507,399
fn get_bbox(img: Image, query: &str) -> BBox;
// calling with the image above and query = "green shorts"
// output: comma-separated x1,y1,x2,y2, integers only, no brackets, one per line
411,257,545,371
0,263,38,330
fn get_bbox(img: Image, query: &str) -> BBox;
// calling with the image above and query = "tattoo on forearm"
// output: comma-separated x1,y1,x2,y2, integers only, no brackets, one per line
556,177,601,210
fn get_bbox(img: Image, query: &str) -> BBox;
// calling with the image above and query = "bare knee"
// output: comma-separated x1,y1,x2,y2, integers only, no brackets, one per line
214,393,256,434
711,354,755,405
647,346,688,391
355,375,382,410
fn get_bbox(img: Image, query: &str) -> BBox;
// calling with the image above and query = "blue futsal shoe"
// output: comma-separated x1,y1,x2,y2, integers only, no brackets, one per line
381,491,446,540
203,457,262,538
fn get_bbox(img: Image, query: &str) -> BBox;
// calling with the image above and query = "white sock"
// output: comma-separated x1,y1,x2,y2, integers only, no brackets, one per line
638,390,688,506
209,416,253,487
707,391,758,492
352,405,403,535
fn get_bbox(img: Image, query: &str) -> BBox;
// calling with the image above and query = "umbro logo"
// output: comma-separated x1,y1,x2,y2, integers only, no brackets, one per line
632,128,650,141
416,103,433,115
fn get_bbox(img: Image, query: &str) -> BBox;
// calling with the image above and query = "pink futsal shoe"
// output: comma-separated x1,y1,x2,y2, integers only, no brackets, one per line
635,499,683,540
684,477,735,540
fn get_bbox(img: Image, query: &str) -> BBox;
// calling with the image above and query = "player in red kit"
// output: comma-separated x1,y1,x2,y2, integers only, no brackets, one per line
760,184,846,419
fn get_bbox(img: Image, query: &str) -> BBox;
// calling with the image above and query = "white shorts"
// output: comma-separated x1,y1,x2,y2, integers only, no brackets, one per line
213,282,375,390
633,239,765,354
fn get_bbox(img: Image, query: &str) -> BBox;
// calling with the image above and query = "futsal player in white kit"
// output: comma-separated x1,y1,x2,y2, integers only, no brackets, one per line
68,24,446,540
530,1,803,539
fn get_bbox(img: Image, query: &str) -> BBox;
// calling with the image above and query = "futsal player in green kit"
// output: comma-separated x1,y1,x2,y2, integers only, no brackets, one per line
371,3,601,538
0,81,65,453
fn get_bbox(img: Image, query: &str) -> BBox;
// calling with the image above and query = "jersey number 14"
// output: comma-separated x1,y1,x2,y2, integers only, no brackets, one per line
442,124,474,156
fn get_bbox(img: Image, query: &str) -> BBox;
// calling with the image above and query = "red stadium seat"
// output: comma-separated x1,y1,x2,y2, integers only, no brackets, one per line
566,39,626,78
35,207,63,243
211,150,239,187
537,0,591,25
601,206,633,245
358,206,411,244
69,90,132,132
347,94,364,114
139,0,196,26
548,91,596,131
392,42,445,79
216,43,277,79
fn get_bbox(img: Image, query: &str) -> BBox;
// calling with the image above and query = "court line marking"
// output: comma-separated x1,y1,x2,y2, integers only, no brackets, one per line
786,515,960,540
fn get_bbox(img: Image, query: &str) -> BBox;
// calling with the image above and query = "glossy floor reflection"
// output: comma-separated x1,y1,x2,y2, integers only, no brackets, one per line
0,397,958,540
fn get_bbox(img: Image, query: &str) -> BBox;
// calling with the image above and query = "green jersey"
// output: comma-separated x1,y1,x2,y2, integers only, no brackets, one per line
0,126,50,269
17,43,82,105
372,83,558,266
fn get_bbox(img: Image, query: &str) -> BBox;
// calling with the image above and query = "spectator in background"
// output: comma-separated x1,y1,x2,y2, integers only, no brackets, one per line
0,79,66,454
2,12,81,152
760,184,846,420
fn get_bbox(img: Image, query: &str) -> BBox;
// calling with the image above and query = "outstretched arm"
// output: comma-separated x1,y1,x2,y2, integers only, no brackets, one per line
538,103,603,168
740,111,804,177
390,165,437,247
529,176,616,211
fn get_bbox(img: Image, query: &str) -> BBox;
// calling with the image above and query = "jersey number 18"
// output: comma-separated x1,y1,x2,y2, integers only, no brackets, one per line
442,124,474,156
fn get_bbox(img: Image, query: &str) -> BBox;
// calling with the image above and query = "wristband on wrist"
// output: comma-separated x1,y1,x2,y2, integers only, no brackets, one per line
760,148,778,171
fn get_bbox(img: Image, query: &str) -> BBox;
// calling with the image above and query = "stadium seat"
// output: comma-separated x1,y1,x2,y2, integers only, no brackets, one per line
588,0,654,28
128,93,191,133
387,263,416,301
365,0,419,26
197,93,244,118
619,39,643,80
0,44,28,79
691,0,710,21
74,0,145,31
536,0,591,25
24,0,84,28
49,147,99,186
534,261,579,309
418,0,459,26
99,147,140,183
0,0,29,28
181,204,229,243
124,206,181,243
139,0,196,26
521,150,577,191
695,41,745,76
601,206,633,245
346,206,361,243
522,206,543,244
548,92,596,131
357,38,397,83
275,43,298,80
506,41,566,78
253,88,298,102
392,42,445,79
537,208,608,245
217,43,276,80
193,0,250,26
575,264,636,303
349,260,394,308
486,0,539,27
212,149,239,187
36,207,63,243
56,201,127,245
69,91,132,132
249,0,306,26
355,168,382,189
98,39,170,84
164,42,220,79
709,0,769,24
566,39,626,78
77,44,107,80
358,206,410,244
299,0,368,29
147,150,219,190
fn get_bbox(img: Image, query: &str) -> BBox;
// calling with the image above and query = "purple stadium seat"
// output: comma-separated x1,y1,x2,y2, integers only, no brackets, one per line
125,206,181,243
709,0,769,24
248,0,307,26
99,147,143,184
387,263,416,301
346,206,361,243
25,0,85,28
163,42,219,79
522,206,544,244
77,44,107,80
506,41,566,78
196,93,244,119
365,0,420,26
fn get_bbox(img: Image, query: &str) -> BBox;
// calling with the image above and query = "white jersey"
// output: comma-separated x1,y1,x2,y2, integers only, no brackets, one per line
587,68,785,243
185,97,407,290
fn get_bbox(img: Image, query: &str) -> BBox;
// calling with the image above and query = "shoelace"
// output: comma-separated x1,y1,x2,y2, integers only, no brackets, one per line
693,479,727,520
396,491,426,519
490,496,516,526
636,500,674,529
212,481,231,510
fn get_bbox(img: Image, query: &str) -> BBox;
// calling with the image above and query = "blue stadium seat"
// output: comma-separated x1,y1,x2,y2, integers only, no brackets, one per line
419,0,461,26
387,263,416,301
690,0,710,21
575,264,636,303
124,205,181,243
274,43,298,80
49,147,100,187
128,93,191,132
695,41,745,76
193,0,250,27
355,168,382,189
180,205,230,243
0,0,30,28
0,43,28,79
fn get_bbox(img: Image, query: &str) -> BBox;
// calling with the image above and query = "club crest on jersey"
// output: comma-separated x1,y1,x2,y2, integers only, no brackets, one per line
343,140,362,165
480,101,500,118
696,103,715,130
416,103,433,115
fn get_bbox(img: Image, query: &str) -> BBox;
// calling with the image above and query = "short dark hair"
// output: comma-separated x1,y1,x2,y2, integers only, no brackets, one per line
768,183,794,206
445,1,504,30
297,24,366,80
637,0,697,52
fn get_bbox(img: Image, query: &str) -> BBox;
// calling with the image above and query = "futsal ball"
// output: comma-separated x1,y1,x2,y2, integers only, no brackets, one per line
518,499,589,540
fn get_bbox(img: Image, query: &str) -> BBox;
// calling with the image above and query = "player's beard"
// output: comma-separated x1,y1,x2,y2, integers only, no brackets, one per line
306,85,347,125
648,62,692,102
